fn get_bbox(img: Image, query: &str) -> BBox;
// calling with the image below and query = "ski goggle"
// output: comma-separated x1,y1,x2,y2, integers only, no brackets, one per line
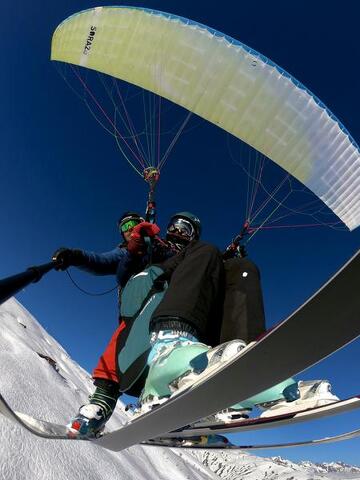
167,218,195,240
120,218,142,233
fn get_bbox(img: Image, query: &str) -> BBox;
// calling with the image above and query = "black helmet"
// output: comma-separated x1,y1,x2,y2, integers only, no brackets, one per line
167,211,202,243
117,212,144,234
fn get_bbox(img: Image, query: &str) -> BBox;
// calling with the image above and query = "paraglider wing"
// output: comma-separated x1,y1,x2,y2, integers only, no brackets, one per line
51,6,360,231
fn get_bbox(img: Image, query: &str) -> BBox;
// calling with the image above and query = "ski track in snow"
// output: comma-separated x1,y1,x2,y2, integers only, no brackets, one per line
0,298,359,480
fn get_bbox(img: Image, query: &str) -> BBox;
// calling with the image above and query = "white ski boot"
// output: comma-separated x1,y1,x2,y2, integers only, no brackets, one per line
191,405,251,427
67,380,119,438
258,379,340,417
67,403,110,438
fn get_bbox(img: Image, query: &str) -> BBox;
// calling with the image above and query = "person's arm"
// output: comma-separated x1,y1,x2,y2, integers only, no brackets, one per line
52,246,128,276
83,245,147,286
78,247,129,276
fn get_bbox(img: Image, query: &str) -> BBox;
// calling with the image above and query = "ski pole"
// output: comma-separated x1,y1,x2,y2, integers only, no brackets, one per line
0,261,59,306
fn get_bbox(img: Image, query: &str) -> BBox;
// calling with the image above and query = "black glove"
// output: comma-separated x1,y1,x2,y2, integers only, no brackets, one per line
52,248,85,271
222,243,247,260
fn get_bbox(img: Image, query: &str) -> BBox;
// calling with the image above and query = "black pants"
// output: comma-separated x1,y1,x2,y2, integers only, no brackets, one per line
150,241,225,345
151,241,266,346
221,257,266,343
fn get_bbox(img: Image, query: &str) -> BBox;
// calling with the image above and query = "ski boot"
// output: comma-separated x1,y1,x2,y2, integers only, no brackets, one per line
67,379,120,438
190,373,304,426
68,404,110,439
258,379,339,417
138,329,209,412
139,327,247,415
192,404,251,427
139,325,311,426
180,434,233,447
170,338,248,393
147,434,232,448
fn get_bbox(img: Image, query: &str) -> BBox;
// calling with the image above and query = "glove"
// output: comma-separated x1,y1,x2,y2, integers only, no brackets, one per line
131,222,160,239
222,243,247,260
127,222,160,255
52,248,85,271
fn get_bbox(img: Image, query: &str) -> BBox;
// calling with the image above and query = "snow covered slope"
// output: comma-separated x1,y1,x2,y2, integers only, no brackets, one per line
0,298,359,480
0,298,216,480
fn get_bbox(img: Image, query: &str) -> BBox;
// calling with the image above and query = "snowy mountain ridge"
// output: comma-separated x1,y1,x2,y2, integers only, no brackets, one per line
298,460,360,476
0,297,359,480
189,451,360,480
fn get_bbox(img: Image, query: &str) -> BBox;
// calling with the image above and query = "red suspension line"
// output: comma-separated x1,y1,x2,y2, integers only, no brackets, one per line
114,80,148,165
71,66,147,168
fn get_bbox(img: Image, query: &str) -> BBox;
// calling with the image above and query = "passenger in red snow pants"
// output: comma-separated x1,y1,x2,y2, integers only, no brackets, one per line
52,213,153,388
92,320,127,383
51,212,185,436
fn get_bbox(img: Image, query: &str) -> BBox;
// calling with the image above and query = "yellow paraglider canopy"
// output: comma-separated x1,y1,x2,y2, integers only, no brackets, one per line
51,6,360,231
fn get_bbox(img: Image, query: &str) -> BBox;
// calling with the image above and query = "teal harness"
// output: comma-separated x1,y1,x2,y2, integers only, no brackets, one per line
117,265,168,393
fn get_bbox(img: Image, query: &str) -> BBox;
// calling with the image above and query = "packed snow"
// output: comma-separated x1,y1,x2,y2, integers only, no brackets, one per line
0,298,215,480
0,298,359,480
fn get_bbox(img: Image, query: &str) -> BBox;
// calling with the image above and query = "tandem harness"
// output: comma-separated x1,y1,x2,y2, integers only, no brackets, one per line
116,265,168,394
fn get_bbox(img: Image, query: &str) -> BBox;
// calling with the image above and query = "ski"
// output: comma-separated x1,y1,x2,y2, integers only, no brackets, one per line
161,394,360,438
0,392,71,440
2,390,360,444
143,427,360,450
94,248,360,451
0,250,359,451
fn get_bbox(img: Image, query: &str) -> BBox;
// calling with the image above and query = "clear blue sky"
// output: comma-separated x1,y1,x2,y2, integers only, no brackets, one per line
2,0,360,465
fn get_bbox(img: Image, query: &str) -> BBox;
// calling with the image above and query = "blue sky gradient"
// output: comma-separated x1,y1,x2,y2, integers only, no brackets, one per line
2,0,360,465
